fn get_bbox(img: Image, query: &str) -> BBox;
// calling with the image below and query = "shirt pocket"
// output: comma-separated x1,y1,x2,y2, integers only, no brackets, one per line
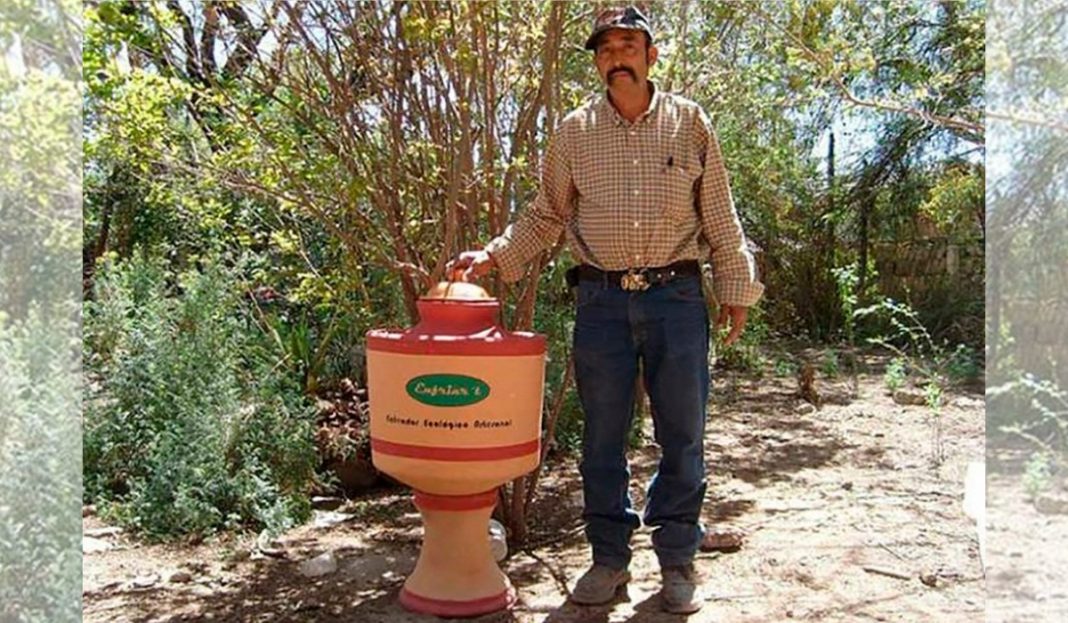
659,153,701,224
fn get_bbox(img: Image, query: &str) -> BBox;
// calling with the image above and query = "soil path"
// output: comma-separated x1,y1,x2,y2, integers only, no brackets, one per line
84,366,985,622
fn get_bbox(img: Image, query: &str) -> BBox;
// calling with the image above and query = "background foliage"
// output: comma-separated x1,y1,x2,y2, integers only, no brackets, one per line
1,0,82,620
79,0,986,540
986,0,1068,460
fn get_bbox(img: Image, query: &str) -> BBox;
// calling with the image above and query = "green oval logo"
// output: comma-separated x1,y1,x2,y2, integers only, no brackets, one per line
406,374,491,407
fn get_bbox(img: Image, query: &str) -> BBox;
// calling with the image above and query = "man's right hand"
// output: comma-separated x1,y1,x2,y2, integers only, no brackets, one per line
446,250,496,282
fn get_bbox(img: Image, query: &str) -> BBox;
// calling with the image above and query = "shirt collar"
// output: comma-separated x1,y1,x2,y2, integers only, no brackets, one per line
599,80,661,127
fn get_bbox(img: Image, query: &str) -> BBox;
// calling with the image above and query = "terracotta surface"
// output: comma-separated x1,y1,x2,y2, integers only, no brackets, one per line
365,283,547,615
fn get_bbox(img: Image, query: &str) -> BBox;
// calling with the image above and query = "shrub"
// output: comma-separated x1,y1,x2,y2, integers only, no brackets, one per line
717,304,770,374
84,256,318,540
820,349,841,378
944,343,981,383
1023,452,1053,501
0,309,82,622
884,356,908,391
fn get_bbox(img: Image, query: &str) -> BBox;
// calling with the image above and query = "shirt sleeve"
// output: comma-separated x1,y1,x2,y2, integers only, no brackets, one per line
694,108,765,307
484,126,576,283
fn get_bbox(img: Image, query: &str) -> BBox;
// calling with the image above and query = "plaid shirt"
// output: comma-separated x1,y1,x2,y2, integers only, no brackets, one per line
485,83,765,307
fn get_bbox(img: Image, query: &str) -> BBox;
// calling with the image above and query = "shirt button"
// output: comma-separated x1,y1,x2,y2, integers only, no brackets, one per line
629,131,636,137
633,159,640,165
632,189,640,196
633,221,640,228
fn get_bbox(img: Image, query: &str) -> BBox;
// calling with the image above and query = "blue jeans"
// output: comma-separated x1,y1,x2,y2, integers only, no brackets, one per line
573,275,710,570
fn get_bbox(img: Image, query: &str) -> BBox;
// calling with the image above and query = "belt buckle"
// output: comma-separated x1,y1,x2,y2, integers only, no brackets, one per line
621,269,649,291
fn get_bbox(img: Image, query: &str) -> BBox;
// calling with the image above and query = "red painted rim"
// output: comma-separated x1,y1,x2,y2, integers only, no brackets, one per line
399,586,516,617
413,489,498,511
366,331,546,356
372,438,539,461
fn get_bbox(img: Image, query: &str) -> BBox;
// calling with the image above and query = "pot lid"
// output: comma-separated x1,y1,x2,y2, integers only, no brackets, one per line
421,280,492,301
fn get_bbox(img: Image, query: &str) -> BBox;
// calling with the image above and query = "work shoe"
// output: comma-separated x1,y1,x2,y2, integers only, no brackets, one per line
660,564,704,614
570,564,631,605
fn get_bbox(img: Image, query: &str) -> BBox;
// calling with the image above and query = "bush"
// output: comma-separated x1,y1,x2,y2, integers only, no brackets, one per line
0,309,82,622
84,255,318,540
530,264,585,454
717,304,770,374
944,343,981,383
1023,452,1053,501
884,356,908,391
820,349,841,378
993,373,1068,457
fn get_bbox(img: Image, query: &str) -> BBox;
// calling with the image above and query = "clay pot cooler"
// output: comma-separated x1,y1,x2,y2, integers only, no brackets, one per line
366,281,546,617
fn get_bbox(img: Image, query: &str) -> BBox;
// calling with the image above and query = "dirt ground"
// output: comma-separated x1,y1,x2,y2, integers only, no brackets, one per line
986,444,1068,623
84,359,988,622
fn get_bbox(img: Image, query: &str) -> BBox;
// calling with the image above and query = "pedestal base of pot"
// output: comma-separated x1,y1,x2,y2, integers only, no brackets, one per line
398,489,514,617
399,585,517,618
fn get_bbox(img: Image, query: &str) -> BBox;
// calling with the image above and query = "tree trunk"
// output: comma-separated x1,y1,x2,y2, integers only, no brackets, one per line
857,195,871,303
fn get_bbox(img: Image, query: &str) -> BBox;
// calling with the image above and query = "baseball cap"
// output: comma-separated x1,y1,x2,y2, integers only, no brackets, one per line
584,6,654,51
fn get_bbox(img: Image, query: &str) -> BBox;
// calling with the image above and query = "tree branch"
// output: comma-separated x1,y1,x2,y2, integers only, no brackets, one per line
986,109,1068,134
748,4,983,141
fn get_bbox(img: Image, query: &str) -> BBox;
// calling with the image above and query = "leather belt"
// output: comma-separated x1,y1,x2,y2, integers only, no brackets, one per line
568,260,701,291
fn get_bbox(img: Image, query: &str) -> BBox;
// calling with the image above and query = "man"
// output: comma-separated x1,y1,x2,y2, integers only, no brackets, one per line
450,6,764,615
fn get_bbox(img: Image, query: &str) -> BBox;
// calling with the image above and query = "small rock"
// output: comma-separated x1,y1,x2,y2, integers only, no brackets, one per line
256,531,283,550
951,396,983,409
700,526,745,552
329,605,344,617
82,505,95,517
294,600,322,612
796,403,817,415
1035,494,1068,515
169,571,194,584
228,549,251,562
313,510,355,530
251,549,287,561
893,389,927,406
130,574,160,589
83,536,113,554
255,531,287,558
920,572,939,587
181,560,209,573
312,496,345,511
841,481,854,491
85,526,124,538
299,551,338,578
96,580,122,592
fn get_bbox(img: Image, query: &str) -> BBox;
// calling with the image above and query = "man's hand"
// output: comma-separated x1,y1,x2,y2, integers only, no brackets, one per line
446,250,496,282
714,304,749,347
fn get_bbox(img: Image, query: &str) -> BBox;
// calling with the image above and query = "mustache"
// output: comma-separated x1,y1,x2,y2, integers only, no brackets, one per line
608,67,636,80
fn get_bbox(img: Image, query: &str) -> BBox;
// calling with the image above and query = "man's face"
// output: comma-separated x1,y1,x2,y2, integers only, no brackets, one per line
594,29,658,87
